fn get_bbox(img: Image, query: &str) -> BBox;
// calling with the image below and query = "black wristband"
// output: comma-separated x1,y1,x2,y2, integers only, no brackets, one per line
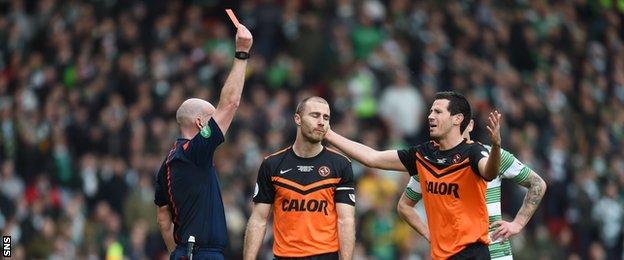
235,51,250,60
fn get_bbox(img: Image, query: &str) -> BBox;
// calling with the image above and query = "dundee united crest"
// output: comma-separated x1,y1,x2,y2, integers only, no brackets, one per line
318,166,331,177
452,154,462,164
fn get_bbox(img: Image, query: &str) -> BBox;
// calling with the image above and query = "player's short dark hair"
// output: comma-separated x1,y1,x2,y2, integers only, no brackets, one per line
295,96,329,115
434,91,472,132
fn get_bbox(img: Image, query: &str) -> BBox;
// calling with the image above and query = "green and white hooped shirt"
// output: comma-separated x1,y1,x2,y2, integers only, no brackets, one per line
404,146,531,260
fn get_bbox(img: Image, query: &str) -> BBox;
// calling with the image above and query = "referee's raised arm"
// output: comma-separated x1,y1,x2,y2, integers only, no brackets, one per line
212,24,253,135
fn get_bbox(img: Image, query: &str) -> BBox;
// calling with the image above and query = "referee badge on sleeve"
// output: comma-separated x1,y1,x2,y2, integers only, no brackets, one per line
201,125,212,138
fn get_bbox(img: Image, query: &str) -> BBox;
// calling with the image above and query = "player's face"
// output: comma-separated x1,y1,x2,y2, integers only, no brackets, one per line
296,101,330,143
428,99,461,140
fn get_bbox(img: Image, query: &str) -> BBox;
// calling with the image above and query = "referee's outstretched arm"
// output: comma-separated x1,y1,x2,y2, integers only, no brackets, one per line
212,24,253,135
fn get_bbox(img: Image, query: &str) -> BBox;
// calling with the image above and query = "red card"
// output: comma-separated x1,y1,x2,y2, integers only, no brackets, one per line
225,9,240,27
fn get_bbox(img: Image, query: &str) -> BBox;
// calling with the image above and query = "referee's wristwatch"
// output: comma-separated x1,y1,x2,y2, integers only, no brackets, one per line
235,51,250,60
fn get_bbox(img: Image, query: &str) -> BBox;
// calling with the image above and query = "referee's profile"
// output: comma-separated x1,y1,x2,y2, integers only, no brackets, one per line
153,23,253,260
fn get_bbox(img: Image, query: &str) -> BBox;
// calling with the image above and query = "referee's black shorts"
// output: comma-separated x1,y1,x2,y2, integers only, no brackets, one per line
450,242,491,260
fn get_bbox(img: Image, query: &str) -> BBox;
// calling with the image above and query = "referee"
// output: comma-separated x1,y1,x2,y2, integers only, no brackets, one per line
154,24,252,260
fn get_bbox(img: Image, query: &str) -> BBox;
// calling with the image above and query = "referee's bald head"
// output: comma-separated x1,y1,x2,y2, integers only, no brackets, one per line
176,98,215,128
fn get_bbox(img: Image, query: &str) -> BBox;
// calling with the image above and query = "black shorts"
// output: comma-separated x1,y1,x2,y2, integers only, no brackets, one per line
274,252,339,260
450,242,491,260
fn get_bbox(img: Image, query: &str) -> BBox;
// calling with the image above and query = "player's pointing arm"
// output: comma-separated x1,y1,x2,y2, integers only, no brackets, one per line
324,129,407,172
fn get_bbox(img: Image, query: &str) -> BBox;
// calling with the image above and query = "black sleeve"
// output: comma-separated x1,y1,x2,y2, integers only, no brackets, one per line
252,160,275,204
469,143,489,178
153,161,168,206
397,146,419,176
186,117,225,167
335,161,355,206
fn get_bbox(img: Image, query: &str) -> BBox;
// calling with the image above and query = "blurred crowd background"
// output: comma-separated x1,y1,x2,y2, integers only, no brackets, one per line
0,0,623,259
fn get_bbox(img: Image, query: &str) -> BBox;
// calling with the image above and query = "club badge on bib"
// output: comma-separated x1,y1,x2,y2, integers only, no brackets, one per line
318,166,330,177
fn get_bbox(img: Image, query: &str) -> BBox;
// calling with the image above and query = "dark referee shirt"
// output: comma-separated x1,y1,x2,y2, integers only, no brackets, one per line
154,118,227,250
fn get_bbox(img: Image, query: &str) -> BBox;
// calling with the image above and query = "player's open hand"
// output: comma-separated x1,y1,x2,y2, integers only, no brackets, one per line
486,110,501,147
235,24,253,52
490,220,522,242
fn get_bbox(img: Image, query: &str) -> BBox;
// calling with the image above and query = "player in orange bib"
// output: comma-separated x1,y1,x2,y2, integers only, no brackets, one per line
243,97,356,260
324,91,502,259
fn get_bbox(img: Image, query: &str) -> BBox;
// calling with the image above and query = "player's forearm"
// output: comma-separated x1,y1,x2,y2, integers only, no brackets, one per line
243,215,267,260
218,59,248,109
325,130,374,166
483,144,501,180
397,198,429,241
337,216,355,260
513,171,547,227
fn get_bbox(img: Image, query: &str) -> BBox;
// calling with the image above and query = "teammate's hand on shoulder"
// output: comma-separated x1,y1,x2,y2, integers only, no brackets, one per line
324,128,334,139
490,220,521,242
486,110,502,147
235,24,253,52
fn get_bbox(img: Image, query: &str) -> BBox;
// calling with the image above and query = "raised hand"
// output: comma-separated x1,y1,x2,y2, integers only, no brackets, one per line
235,24,253,53
486,110,501,147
